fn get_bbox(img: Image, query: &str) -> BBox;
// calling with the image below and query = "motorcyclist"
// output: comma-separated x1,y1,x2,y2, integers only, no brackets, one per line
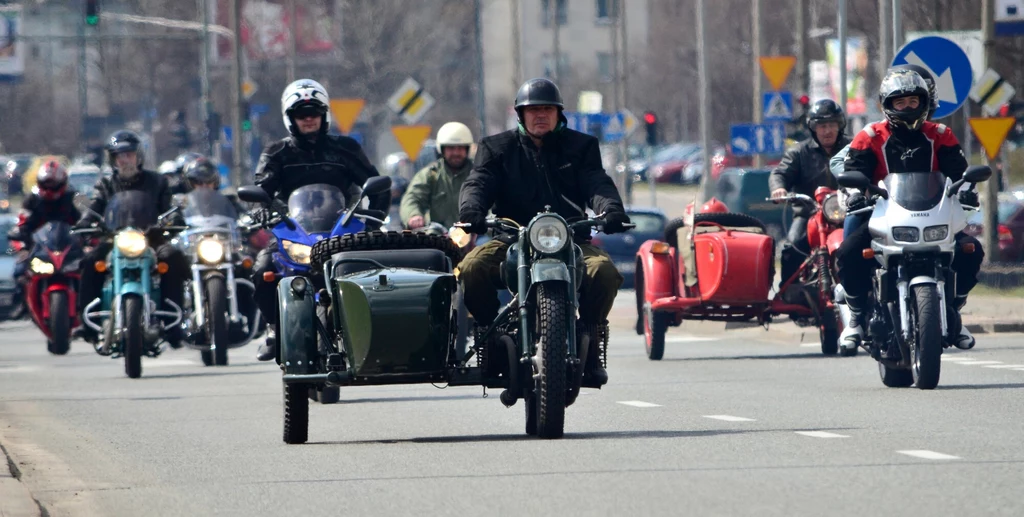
400,122,474,229
769,99,851,299
837,68,983,351
252,78,386,362
180,157,246,212
7,161,80,289
72,130,190,347
457,78,631,386
166,152,203,195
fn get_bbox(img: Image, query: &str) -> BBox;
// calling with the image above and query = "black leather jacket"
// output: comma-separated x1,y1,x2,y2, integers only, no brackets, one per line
254,134,388,212
769,136,851,217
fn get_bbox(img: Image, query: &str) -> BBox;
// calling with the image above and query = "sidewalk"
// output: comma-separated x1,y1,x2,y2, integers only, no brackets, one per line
0,442,41,517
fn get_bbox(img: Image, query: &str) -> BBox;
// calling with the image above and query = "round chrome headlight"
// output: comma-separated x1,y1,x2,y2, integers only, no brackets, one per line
529,216,569,254
197,238,225,264
115,229,147,258
822,194,846,225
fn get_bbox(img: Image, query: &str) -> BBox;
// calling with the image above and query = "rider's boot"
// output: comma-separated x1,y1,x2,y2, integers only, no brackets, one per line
582,323,608,387
257,324,278,362
834,284,858,354
839,293,866,351
952,295,976,350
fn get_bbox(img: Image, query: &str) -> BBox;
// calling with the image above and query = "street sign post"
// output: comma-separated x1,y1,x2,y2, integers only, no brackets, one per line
242,79,257,101
730,122,786,157
968,117,1016,160
891,36,974,119
970,69,1016,116
759,56,796,91
763,91,794,121
387,78,435,124
391,125,432,161
329,99,366,134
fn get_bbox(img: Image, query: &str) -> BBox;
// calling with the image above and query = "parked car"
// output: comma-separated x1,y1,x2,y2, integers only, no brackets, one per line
4,154,35,196
0,214,22,319
647,143,702,184
962,194,1024,262
591,207,667,289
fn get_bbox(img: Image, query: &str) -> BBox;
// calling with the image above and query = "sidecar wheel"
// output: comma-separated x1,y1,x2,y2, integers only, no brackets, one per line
205,276,230,366
47,291,70,355
879,362,914,388
123,295,144,379
283,382,309,444
534,284,567,439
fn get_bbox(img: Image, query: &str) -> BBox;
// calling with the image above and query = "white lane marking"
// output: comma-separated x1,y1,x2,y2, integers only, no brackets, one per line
142,359,201,368
799,343,819,348
665,336,718,343
951,360,1003,365
941,356,975,362
983,364,1024,369
617,401,661,408
703,414,755,422
795,431,850,439
897,450,960,460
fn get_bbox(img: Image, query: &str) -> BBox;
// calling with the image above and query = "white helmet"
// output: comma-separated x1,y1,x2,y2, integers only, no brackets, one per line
435,122,473,154
280,79,332,136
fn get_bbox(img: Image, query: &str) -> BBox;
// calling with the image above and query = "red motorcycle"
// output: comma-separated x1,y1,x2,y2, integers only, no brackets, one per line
19,222,83,355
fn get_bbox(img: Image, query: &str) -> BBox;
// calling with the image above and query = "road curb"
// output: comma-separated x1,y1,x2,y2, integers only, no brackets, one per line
0,441,42,517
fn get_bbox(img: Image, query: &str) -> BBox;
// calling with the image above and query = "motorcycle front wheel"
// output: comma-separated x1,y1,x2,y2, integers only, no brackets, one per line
123,294,144,379
532,283,568,439
47,291,71,355
201,276,230,366
911,284,942,390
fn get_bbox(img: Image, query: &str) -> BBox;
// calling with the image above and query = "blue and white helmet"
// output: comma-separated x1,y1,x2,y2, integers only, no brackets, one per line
280,79,332,136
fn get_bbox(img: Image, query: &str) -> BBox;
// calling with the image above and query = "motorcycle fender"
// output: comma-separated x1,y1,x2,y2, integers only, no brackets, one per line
530,259,570,283
119,281,147,297
908,276,936,287
277,277,318,375
636,240,676,304
826,228,844,255
42,284,77,319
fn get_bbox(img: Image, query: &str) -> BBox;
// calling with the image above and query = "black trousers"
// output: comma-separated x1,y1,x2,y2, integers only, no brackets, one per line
780,216,810,287
835,217,984,301
252,238,278,327
78,242,189,314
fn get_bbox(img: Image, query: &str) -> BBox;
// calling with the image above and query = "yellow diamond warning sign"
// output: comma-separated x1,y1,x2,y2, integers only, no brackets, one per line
759,56,796,91
391,125,432,161
969,117,1015,161
330,99,365,134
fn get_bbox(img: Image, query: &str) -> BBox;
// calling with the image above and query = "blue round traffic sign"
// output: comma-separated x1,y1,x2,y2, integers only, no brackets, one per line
891,36,974,119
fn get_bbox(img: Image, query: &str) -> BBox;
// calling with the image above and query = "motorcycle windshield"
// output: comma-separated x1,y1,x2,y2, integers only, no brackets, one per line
287,184,347,234
31,222,75,252
883,172,945,212
104,190,158,231
182,189,238,227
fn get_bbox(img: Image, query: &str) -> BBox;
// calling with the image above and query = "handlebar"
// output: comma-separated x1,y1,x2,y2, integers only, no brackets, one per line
766,193,815,205
454,215,636,234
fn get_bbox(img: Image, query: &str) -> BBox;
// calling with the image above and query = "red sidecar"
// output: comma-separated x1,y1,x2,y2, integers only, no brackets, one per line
635,194,843,360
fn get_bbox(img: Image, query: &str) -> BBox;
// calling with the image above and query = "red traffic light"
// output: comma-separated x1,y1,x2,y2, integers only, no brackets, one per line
799,95,810,105
643,112,657,124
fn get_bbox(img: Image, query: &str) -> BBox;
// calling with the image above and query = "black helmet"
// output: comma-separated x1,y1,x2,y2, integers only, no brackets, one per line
105,130,144,172
806,99,847,135
183,157,220,187
889,63,938,119
879,69,931,131
174,152,203,174
514,78,564,120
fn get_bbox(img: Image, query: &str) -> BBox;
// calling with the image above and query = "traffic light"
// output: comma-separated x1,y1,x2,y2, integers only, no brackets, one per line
643,111,658,146
85,0,99,26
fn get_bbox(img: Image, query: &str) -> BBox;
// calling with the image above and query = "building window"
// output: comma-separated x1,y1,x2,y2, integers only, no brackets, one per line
596,0,618,22
541,0,568,27
543,53,570,79
597,52,613,82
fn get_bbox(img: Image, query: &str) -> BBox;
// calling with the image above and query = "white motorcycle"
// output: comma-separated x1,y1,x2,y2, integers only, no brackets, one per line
838,165,991,390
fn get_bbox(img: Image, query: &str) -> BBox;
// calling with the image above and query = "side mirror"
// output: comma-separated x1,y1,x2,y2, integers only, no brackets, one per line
836,170,870,190
237,185,272,205
964,165,992,184
361,176,393,197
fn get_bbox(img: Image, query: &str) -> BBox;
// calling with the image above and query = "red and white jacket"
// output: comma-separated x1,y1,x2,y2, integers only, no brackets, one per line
843,120,968,184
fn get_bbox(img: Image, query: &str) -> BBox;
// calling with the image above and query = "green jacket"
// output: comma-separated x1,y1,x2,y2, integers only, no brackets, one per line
399,158,472,228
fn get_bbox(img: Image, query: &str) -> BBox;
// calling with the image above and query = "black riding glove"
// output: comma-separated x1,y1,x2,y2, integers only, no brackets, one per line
458,210,488,235
603,211,632,234
958,190,980,208
846,191,868,212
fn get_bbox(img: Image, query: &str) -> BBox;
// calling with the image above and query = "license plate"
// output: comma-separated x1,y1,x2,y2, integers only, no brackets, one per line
615,262,635,274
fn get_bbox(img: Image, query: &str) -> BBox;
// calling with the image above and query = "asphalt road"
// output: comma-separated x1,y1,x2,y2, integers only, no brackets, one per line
3,305,1024,516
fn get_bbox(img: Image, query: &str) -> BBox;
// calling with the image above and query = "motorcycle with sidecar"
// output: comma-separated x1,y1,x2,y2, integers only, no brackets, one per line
635,188,846,359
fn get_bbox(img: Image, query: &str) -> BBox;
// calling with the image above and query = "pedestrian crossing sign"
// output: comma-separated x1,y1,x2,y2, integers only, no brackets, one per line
763,91,793,121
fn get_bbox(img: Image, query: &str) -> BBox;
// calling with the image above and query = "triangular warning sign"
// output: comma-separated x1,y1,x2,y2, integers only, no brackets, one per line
764,93,792,119
605,114,623,135
969,117,1015,161
330,99,365,134
759,56,796,91
391,125,432,161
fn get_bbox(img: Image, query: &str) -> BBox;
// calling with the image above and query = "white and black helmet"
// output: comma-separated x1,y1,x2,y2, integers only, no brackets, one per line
280,79,332,136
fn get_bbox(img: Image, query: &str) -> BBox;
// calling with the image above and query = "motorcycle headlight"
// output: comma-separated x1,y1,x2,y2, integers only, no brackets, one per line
923,225,949,242
282,240,311,265
115,229,147,258
529,216,569,254
822,194,846,225
30,257,54,275
892,226,920,243
197,238,225,264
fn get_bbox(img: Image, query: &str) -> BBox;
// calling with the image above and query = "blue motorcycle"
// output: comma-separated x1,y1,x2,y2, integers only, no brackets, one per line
74,191,186,379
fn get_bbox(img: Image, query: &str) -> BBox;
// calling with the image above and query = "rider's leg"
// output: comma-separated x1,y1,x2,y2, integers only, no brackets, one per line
779,216,809,299
457,239,508,326
252,241,279,361
950,232,985,350
836,220,874,347
74,242,112,342
156,244,189,348
578,243,624,386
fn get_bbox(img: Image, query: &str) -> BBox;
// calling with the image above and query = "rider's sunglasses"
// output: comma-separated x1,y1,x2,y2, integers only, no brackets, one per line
292,108,322,121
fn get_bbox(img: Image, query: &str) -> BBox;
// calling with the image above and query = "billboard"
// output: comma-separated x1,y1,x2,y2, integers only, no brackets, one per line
215,0,335,61
0,5,25,80
823,37,869,116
